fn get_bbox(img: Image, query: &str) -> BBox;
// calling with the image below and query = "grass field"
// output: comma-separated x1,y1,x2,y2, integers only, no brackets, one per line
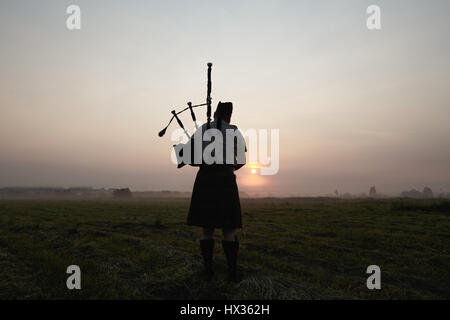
0,198,449,299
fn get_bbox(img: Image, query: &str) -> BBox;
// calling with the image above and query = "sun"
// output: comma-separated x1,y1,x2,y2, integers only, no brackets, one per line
240,163,267,187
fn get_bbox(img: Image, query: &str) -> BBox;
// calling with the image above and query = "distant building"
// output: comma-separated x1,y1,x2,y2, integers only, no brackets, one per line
113,188,132,198
423,187,433,199
369,186,377,198
400,187,434,199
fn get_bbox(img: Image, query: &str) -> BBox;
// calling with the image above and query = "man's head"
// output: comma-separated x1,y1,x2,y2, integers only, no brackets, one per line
214,101,233,124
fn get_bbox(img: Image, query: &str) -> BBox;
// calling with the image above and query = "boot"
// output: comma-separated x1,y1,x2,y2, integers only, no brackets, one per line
200,239,214,279
222,236,239,281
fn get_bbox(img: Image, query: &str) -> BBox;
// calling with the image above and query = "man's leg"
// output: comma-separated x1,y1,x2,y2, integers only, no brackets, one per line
222,228,239,280
222,228,235,241
200,228,215,279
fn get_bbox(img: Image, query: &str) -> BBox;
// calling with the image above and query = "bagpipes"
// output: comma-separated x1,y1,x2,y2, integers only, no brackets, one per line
158,63,214,168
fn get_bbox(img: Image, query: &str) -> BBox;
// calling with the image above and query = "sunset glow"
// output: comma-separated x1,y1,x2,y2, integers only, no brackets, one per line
0,1,449,196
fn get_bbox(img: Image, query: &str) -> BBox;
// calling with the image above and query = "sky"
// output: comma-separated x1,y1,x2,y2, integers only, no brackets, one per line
1,0,449,196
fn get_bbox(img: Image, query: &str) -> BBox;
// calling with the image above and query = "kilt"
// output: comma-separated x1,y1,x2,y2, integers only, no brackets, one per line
187,165,242,229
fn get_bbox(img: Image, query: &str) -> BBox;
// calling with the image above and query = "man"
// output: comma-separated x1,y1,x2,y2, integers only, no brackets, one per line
186,101,246,281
